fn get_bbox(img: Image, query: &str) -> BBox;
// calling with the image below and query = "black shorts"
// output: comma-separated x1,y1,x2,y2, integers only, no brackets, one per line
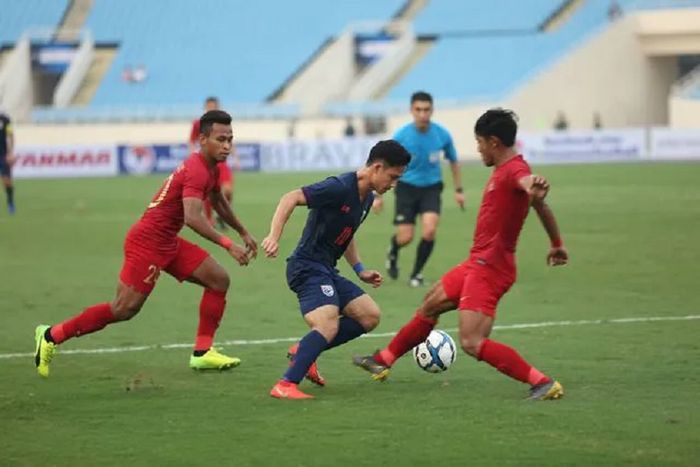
0,155,10,177
393,181,443,225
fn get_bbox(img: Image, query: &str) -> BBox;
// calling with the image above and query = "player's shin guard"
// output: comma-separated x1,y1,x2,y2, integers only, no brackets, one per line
283,330,328,384
49,303,115,344
378,311,436,366
325,316,365,350
194,289,226,352
477,338,550,385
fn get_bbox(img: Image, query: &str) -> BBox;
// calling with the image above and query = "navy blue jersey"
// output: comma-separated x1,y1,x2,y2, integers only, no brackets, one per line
290,172,374,267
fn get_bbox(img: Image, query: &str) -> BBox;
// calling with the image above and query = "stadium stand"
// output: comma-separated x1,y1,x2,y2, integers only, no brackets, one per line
84,0,404,106
413,0,561,35
389,0,617,101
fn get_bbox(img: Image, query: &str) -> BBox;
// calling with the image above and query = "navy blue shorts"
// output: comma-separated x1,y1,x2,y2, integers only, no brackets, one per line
286,258,365,315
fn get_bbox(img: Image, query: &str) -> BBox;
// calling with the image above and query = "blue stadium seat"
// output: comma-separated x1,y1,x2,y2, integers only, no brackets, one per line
0,0,68,43
414,0,561,34
85,0,403,106
389,0,611,101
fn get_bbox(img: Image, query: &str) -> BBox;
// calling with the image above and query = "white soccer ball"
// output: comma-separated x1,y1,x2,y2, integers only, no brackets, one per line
413,330,457,373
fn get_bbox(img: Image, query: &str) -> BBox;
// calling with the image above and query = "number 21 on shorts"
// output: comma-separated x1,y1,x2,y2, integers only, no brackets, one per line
144,264,161,285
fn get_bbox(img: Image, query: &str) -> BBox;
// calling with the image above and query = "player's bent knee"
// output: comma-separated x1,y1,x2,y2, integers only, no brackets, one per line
397,232,413,246
460,336,482,358
209,269,230,292
358,308,381,331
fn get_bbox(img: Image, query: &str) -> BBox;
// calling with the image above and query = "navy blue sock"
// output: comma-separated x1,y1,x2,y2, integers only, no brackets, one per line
283,330,328,384
326,316,366,350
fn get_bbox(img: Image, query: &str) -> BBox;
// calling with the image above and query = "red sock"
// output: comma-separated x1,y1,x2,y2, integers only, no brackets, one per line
478,338,550,385
377,312,436,366
50,303,115,345
194,289,226,352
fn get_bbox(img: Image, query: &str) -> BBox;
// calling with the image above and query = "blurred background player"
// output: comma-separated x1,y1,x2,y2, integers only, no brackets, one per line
0,106,15,214
34,110,258,377
189,96,236,229
373,91,465,287
261,140,411,400
354,109,568,401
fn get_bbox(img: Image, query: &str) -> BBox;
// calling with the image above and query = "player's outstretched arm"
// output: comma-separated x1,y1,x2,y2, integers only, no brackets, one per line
518,174,550,203
344,239,383,288
210,189,257,258
532,198,568,267
183,197,250,265
261,189,306,258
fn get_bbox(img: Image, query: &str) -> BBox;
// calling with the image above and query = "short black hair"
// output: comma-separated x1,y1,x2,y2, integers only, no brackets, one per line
205,96,219,104
199,110,231,136
411,91,433,104
474,108,518,147
366,140,411,167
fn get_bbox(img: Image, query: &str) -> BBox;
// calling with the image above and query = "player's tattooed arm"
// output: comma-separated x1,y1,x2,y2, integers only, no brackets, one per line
532,198,568,267
184,197,225,244
210,189,257,258
261,189,307,258
184,196,251,265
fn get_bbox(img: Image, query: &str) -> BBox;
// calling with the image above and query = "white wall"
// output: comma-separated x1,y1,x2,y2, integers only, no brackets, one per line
506,15,677,131
275,32,355,115
669,96,700,127
0,38,33,120
636,9,700,55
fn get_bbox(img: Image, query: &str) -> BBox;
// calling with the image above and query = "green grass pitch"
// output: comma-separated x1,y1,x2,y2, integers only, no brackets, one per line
1,162,699,466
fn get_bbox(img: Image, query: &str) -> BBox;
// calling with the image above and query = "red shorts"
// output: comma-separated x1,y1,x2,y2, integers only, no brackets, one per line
441,260,515,317
119,236,210,294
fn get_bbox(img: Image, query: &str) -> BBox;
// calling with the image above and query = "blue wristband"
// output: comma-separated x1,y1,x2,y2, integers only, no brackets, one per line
352,262,365,275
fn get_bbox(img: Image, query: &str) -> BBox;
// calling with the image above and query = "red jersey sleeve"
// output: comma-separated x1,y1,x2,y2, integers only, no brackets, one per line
189,119,200,145
509,158,532,192
183,161,211,200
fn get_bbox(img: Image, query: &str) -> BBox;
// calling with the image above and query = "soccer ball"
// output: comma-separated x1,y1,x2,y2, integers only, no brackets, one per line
413,330,457,373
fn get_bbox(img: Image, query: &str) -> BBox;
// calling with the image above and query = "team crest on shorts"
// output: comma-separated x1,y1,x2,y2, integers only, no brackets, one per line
320,285,335,297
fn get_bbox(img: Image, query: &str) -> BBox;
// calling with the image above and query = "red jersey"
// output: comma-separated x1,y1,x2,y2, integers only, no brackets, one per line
469,155,531,274
127,153,219,254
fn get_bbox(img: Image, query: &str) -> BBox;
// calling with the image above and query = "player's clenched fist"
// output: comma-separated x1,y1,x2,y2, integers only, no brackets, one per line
547,246,569,267
359,270,383,288
228,243,250,266
241,232,258,259
529,174,550,200
261,236,279,258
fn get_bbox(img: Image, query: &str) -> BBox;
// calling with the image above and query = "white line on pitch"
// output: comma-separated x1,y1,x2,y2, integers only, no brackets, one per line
2,314,698,360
